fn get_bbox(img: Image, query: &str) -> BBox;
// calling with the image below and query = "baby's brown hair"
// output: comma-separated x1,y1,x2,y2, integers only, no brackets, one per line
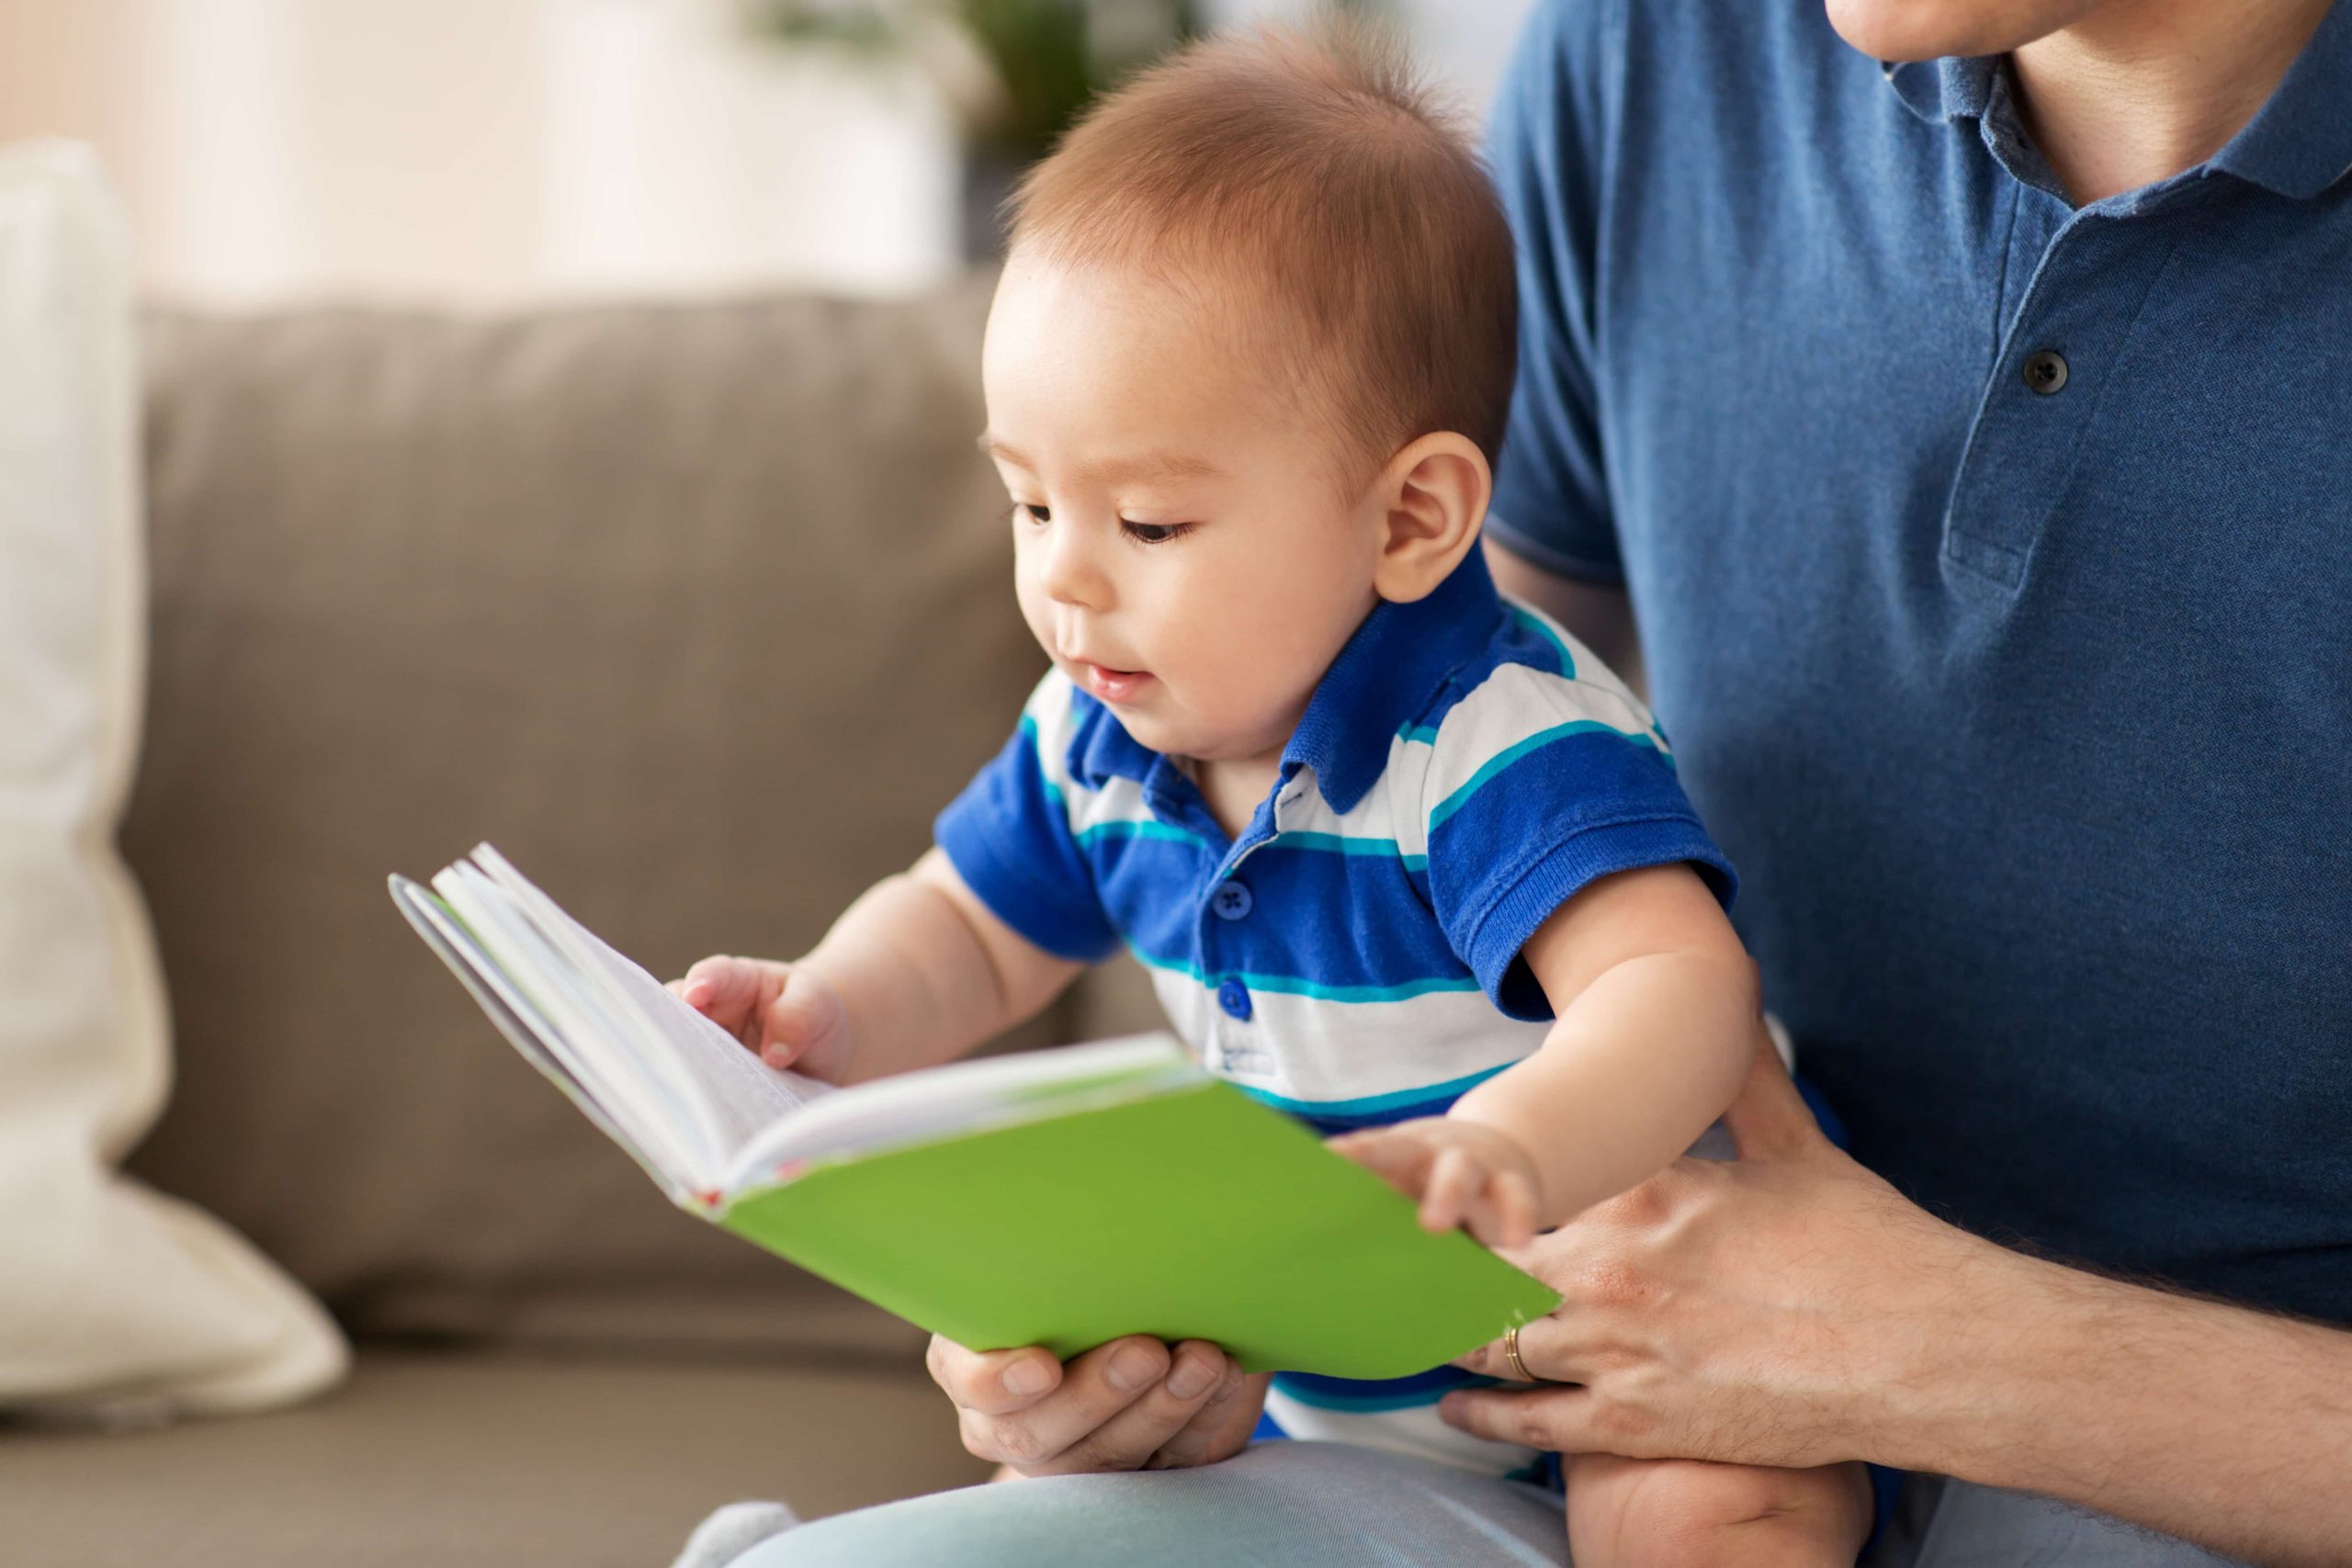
1004,17,1518,482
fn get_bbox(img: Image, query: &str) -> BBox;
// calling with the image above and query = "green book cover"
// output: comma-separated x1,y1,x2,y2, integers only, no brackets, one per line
718,1077,1562,1377
393,847,1561,1381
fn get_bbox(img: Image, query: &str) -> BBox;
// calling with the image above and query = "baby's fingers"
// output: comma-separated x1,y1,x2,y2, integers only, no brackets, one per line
1464,1170,1538,1250
677,955,772,1044
1419,1146,1487,1235
758,972,832,1068
1327,1129,1434,1202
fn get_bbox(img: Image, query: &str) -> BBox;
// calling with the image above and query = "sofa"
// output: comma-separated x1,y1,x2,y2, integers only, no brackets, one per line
5,275,1165,1567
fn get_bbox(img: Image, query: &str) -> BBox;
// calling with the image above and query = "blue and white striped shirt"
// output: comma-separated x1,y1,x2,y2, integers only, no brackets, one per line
935,549,1734,1472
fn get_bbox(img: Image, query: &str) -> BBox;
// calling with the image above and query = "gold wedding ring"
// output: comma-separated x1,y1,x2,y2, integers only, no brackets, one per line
1503,1322,1532,1382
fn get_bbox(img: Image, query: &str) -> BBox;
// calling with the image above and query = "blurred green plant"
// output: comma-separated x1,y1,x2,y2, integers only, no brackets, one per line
742,0,1204,164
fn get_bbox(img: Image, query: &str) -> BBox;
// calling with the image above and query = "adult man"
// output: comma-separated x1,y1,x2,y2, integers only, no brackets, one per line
737,2,2352,1562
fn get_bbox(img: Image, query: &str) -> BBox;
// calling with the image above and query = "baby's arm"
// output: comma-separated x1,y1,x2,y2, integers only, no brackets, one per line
1335,863,1756,1243
673,847,1084,1086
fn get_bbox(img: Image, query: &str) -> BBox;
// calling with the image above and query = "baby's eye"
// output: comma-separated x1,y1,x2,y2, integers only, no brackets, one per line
1015,502,1050,524
1121,519,1195,546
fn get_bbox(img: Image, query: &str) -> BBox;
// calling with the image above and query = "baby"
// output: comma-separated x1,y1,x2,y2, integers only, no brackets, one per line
675,23,1869,1568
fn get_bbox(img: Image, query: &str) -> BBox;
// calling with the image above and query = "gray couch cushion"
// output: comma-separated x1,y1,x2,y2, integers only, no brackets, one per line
4,1348,991,1568
121,282,1066,1356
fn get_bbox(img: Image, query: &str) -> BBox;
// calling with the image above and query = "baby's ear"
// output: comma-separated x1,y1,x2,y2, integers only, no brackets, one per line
1371,433,1491,604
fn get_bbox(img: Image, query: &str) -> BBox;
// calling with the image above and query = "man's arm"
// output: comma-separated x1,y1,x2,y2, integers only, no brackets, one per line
1437,1044,2352,1568
1904,1236,2352,1566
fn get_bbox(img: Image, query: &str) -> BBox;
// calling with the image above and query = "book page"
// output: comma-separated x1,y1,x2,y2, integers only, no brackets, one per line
390,875,684,1194
469,847,831,1173
431,863,717,1187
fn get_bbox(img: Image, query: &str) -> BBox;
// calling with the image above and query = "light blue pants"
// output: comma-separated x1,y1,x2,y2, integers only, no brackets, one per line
728,1440,2248,1567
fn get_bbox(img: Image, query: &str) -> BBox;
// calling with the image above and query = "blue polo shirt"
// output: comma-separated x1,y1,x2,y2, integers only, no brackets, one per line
935,550,1733,1129
1486,0,2352,1324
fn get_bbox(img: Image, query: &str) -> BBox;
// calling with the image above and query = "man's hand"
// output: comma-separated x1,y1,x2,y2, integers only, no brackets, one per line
1431,1039,2352,1568
1436,1037,1984,1471
666,955,854,1084
1328,1117,1545,1249
924,1334,1267,1477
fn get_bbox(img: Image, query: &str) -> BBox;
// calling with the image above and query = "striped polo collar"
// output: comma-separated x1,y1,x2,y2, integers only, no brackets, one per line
1283,550,1504,814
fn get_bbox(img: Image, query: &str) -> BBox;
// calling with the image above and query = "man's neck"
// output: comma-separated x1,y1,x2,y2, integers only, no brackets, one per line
2010,0,2335,204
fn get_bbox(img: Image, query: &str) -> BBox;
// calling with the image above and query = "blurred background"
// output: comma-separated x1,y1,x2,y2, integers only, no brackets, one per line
3,6,1547,1562
0,0,1538,309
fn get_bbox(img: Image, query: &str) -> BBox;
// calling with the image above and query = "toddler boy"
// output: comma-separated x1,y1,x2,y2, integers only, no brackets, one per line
678,24,1869,1568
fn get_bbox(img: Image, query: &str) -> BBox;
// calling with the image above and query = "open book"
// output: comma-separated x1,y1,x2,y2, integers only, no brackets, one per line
389,845,1559,1377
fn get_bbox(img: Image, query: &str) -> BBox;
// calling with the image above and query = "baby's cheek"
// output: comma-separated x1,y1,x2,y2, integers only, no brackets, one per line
1186,633,1317,730
1011,573,1056,657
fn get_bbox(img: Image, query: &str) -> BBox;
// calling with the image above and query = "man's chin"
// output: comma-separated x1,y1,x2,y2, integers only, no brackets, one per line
1822,0,2094,63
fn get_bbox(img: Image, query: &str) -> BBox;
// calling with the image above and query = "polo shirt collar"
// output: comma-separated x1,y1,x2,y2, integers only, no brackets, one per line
1882,1,2352,200
2209,0,2352,199
1283,550,1504,815
1881,56,1994,125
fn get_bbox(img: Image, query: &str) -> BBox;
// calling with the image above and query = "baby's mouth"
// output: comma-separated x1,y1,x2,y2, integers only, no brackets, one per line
1078,661,1153,704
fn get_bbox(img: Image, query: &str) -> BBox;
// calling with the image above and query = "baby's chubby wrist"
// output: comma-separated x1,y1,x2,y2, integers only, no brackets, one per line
1434,1111,1548,1205
1442,1090,1557,1216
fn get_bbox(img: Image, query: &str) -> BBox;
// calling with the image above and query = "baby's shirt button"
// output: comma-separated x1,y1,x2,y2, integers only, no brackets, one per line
1216,977,1253,1021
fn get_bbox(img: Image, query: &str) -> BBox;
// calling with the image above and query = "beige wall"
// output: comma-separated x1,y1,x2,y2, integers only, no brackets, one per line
0,0,961,308
0,0,1532,310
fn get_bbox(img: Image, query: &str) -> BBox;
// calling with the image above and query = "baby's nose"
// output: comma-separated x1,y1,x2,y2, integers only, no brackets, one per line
1039,529,1112,609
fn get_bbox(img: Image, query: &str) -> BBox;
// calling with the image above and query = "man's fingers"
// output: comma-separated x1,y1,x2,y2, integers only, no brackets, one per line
1438,1383,1601,1454
926,1336,1063,1417
1023,1342,1232,1474
956,1337,1170,1469
1037,1352,1229,1475
1452,1309,1585,1383
1720,1030,1823,1160
1145,1357,1252,1470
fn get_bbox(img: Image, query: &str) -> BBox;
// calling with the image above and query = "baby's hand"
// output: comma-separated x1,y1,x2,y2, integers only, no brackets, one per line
1327,1118,1544,1250
665,955,853,1084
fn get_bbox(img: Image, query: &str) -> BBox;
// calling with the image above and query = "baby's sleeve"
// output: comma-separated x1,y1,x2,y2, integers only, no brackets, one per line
1418,654,1735,1021
933,671,1122,964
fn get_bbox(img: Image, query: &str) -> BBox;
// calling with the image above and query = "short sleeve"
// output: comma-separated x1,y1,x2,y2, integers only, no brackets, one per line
1484,0,1626,583
933,672,1121,964
1419,661,1734,1020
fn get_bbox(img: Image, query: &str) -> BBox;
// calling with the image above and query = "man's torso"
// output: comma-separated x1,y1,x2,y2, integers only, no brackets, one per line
1487,0,2352,1320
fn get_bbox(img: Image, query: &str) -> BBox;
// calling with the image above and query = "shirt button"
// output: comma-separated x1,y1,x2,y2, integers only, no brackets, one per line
1216,977,1253,1021
2022,349,2069,394
1211,880,1254,921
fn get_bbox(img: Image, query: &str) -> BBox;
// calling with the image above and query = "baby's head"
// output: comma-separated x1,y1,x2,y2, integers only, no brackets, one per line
979,19,1516,769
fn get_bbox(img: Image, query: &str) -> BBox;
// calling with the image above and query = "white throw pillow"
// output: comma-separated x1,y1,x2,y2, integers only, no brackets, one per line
0,141,346,1423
